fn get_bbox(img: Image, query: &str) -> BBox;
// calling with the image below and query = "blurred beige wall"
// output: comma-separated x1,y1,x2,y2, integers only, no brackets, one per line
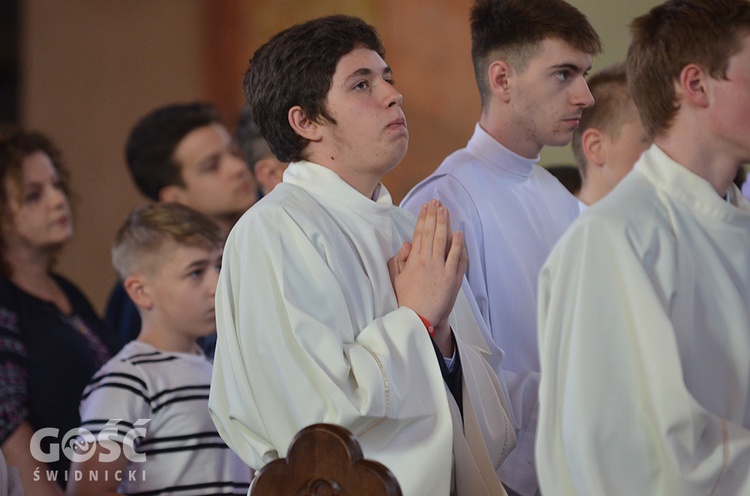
21,0,660,314
22,1,207,314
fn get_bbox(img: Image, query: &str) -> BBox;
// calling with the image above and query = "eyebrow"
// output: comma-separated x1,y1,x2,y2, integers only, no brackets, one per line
550,62,592,74
196,148,227,169
184,258,210,271
343,66,393,85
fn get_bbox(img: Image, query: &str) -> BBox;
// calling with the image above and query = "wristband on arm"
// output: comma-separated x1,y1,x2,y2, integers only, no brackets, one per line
417,314,436,338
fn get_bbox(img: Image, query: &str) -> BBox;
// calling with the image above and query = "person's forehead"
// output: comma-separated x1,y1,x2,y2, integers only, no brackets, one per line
175,123,231,167
154,241,220,270
21,151,57,181
529,37,592,65
332,47,389,80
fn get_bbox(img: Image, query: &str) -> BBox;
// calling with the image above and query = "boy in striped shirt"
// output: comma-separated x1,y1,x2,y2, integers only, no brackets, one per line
66,203,250,496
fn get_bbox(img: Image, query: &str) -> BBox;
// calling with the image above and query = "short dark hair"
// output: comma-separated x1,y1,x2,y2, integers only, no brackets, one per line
244,15,384,163
470,0,601,108
628,0,750,140
0,126,72,277
235,103,273,171
572,63,633,178
125,102,221,201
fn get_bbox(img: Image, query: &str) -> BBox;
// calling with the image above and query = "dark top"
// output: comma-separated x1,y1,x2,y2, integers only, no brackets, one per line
0,274,121,482
431,336,463,417
104,280,141,344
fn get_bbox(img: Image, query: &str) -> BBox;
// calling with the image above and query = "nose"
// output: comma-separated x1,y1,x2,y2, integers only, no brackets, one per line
385,83,403,108
208,267,220,297
227,153,251,178
49,185,69,209
573,78,595,108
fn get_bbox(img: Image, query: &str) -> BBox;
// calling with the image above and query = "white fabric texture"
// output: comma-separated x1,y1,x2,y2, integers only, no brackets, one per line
209,160,515,496
401,123,579,495
0,448,22,496
537,144,750,495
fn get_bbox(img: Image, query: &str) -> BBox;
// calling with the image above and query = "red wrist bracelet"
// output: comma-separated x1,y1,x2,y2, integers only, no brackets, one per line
417,314,436,338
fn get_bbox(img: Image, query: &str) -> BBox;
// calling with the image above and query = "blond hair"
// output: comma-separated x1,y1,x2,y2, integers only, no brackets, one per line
112,203,225,279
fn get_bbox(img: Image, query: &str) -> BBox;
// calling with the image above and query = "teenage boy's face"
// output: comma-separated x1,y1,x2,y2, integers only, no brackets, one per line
148,243,222,340
316,47,408,185
508,37,594,157
172,123,258,222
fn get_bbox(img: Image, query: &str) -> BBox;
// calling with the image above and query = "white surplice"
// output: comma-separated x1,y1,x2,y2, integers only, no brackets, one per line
401,124,579,495
537,145,750,495
209,160,515,496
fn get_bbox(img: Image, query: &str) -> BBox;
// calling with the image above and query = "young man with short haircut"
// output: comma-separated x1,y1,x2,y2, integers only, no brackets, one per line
401,1,601,494
209,15,515,496
537,0,750,493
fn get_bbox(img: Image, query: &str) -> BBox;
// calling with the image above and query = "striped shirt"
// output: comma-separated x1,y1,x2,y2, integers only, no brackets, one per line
79,341,250,495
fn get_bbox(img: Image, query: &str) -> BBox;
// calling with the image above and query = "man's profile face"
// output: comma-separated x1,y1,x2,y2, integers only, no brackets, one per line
507,38,594,157
315,47,408,187
172,123,258,220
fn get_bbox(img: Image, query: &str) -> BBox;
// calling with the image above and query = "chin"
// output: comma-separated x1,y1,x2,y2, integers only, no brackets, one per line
198,326,217,338
386,146,408,172
45,239,69,253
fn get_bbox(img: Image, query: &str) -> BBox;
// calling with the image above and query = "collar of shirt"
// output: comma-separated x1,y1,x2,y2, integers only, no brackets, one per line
638,145,750,223
467,123,539,182
284,160,395,214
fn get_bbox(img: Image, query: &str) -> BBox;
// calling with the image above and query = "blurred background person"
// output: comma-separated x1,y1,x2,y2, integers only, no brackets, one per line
105,102,258,349
236,103,287,198
572,62,650,211
0,126,121,495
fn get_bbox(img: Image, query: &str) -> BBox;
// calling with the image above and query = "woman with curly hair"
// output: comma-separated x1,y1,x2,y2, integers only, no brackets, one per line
0,127,120,495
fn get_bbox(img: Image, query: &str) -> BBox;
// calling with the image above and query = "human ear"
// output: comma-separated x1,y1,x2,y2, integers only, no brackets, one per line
288,106,322,141
158,185,187,204
678,64,709,108
581,128,606,168
488,60,513,102
123,275,153,310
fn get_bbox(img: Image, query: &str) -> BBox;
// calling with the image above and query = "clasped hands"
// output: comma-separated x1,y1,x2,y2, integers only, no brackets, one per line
388,199,467,357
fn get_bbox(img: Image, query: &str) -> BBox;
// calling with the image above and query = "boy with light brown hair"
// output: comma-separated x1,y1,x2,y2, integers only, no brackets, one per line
67,203,250,496
572,63,650,209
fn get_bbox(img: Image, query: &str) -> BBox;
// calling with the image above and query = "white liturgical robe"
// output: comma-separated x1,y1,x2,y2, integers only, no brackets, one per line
537,145,750,495
209,161,515,496
401,124,579,495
